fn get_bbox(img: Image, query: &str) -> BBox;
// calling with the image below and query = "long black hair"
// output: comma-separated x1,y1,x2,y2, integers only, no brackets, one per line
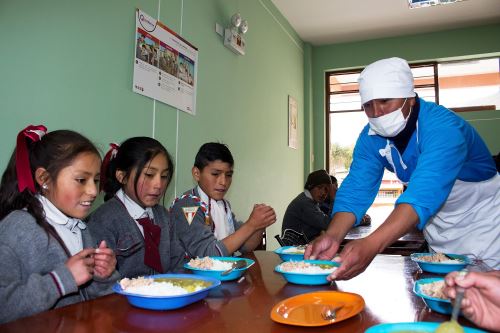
0,130,100,255
101,137,174,203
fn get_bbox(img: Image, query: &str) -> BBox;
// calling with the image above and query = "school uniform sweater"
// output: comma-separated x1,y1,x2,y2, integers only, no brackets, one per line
0,210,117,324
282,191,331,241
169,187,244,257
87,197,187,278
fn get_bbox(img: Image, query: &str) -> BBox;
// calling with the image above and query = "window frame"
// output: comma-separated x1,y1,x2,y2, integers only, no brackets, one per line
325,61,438,171
326,57,499,171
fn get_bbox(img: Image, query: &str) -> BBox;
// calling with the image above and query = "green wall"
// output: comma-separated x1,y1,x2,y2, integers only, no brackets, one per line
0,0,305,249
310,23,500,169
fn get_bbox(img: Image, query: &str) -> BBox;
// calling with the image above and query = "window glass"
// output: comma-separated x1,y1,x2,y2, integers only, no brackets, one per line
329,93,361,112
438,58,500,109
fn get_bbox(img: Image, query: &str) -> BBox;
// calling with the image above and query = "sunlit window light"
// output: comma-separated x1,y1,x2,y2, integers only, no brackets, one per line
408,0,466,9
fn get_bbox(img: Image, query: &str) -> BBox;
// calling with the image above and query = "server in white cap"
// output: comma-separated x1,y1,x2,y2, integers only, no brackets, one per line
306,57,499,278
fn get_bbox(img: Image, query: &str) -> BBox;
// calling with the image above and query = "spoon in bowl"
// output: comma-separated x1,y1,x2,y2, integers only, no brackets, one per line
221,260,247,276
435,269,468,333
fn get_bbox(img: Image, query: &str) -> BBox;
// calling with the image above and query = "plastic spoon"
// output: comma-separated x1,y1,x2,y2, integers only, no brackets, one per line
435,270,468,333
221,260,247,276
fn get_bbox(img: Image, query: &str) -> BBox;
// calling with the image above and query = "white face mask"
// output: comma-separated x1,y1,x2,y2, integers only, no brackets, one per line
367,99,411,137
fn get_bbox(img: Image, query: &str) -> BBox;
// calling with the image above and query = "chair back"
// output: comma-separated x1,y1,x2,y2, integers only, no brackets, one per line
277,229,309,246
254,230,267,250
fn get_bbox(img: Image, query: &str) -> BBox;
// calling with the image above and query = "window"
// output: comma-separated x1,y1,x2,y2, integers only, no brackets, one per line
438,58,500,111
326,57,499,225
326,62,437,178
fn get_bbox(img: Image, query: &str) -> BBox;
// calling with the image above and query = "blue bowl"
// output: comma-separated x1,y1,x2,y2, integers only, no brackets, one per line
274,260,340,285
414,277,454,315
113,274,221,310
410,253,470,274
365,322,486,333
274,246,305,261
184,257,255,281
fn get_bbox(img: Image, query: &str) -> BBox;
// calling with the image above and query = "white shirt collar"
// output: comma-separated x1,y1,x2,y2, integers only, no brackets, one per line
37,195,86,232
304,189,313,200
116,189,153,220
197,186,210,204
196,186,229,207
196,186,234,240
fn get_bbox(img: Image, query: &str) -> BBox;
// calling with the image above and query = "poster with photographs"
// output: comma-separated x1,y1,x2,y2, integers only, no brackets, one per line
133,9,198,115
288,95,298,149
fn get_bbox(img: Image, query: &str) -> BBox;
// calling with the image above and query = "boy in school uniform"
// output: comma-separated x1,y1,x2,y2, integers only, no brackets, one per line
170,142,276,257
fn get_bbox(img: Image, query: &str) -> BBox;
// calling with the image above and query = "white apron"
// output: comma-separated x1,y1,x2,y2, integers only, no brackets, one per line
380,126,500,269
423,174,500,269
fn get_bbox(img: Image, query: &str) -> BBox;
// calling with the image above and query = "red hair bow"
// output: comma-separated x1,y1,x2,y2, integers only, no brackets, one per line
99,143,120,192
16,125,48,193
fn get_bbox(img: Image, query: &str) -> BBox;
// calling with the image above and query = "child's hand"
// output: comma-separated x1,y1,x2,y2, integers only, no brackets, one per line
444,271,500,332
66,248,95,286
248,204,276,230
93,240,117,279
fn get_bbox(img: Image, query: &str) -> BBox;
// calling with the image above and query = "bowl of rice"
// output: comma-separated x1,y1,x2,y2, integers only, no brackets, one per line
113,274,221,310
410,252,470,274
413,277,456,315
274,246,306,261
274,260,339,285
184,256,255,281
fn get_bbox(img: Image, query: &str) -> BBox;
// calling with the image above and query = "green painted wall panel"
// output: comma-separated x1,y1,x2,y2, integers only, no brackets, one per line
0,0,304,249
459,110,500,155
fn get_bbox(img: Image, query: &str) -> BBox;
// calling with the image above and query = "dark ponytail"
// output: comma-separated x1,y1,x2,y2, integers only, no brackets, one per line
0,129,100,255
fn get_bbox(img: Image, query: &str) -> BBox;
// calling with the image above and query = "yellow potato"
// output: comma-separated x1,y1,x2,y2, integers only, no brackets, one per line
435,320,465,333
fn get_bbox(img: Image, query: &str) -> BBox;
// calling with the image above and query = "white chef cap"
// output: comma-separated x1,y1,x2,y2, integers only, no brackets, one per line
358,57,416,104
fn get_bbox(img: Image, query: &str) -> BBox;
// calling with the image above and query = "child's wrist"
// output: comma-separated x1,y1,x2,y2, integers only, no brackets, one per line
244,218,258,232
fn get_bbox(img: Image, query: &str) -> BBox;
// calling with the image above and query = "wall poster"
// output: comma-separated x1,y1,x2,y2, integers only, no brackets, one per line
133,9,198,115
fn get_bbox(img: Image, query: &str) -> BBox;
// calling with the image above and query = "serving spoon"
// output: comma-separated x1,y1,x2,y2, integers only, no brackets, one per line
221,260,247,276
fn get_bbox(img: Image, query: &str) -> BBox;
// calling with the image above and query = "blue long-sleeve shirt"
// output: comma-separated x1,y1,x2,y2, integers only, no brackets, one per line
333,98,496,229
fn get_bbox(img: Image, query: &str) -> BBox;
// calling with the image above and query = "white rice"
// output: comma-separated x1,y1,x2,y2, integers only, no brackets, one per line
417,253,463,264
119,277,204,296
439,259,463,264
188,256,234,271
126,282,195,296
279,261,337,274
282,247,305,254
420,280,447,299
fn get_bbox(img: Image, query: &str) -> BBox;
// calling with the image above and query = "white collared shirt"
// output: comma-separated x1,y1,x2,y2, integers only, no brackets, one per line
37,195,85,256
197,186,234,240
304,189,313,200
115,189,154,237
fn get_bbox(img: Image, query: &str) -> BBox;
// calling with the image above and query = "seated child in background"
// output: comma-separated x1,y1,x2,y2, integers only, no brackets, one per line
0,126,117,324
320,175,371,227
319,175,338,216
87,137,187,279
170,142,276,257
282,169,332,243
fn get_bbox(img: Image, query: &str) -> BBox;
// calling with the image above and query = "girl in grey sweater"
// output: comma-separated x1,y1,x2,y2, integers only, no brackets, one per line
87,137,187,279
0,126,118,324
